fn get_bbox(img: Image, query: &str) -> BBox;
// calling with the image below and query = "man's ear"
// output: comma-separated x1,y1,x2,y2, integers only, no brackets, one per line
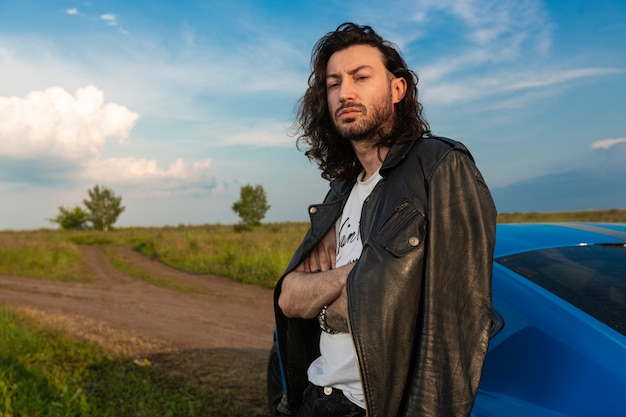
391,77,407,104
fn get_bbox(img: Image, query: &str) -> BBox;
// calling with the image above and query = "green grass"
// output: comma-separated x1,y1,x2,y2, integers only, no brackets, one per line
0,222,309,289
102,247,210,294
1,212,625,288
0,304,261,417
129,223,307,288
0,236,92,282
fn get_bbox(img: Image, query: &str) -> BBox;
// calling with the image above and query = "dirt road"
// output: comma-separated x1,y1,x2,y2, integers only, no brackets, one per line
0,245,277,414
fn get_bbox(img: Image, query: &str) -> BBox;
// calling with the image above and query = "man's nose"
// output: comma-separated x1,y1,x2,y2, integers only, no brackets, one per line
339,80,356,102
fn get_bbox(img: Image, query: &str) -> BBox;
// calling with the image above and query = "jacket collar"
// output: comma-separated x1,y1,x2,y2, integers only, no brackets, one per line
327,137,420,198
329,178,352,202
380,139,418,176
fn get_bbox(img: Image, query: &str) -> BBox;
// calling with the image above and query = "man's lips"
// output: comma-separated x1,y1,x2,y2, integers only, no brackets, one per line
340,109,360,117
336,104,365,119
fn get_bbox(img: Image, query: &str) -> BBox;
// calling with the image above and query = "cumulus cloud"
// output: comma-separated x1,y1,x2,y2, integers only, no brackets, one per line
82,157,217,195
590,137,626,150
0,86,138,160
0,86,217,195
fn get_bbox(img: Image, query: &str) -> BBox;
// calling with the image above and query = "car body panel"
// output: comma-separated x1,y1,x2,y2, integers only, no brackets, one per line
494,222,626,258
473,223,626,417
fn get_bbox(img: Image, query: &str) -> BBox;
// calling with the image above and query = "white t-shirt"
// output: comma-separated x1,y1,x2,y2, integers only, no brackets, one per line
308,169,382,409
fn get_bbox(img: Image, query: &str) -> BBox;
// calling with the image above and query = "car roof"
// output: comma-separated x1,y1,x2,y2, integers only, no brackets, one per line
494,222,626,258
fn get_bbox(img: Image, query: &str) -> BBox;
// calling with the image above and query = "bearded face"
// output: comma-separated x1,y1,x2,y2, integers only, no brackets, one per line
325,45,403,144
332,86,395,141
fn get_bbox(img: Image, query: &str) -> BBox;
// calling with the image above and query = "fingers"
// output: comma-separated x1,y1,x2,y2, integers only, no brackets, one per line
315,226,336,271
311,249,322,272
328,243,337,270
298,227,338,273
316,246,332,271
325,227,337,269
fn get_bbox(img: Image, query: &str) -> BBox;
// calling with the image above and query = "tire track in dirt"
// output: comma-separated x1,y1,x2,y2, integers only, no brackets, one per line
0,246,276,351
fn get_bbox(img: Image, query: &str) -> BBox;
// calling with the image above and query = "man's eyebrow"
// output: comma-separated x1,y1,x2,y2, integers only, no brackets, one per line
326,65,375,80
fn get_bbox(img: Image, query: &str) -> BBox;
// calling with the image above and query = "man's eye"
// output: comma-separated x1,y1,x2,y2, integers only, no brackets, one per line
327,83,339,89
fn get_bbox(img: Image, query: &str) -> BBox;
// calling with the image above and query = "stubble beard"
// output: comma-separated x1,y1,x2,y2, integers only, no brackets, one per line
333,92,395,142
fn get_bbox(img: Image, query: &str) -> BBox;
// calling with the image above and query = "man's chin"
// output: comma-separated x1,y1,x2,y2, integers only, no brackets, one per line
336,121,365,139
340,131,371,142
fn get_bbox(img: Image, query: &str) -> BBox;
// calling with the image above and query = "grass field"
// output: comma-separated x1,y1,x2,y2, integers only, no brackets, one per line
0,222,309,290
0,304,259,417
3,210,625,289
1,211,625,416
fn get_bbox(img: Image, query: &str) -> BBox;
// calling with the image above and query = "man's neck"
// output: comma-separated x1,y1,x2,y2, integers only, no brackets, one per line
351,139,389,181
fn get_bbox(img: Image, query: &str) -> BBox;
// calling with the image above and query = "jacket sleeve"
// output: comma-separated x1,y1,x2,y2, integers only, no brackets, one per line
402,148,497,416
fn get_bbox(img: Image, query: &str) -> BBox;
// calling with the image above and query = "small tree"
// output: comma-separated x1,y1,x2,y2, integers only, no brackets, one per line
83,185,125,231
49,205,90,230
232,184,270,227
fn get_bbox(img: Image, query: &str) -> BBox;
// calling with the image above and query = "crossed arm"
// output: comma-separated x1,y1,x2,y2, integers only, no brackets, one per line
278,227,353,333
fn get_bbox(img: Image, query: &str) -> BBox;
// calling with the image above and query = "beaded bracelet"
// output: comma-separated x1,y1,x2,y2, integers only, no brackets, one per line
318,305,337,334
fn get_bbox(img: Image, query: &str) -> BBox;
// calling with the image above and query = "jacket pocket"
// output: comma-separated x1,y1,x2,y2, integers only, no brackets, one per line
372,199,426,257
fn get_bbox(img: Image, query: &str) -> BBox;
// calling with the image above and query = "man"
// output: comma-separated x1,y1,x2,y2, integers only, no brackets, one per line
272,22,496,417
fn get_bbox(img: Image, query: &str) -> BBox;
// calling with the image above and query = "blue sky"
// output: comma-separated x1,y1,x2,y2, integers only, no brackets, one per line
1,0,625,230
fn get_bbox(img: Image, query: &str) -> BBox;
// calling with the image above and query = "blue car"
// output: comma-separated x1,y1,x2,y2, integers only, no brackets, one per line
473,222,626,417
268,222,626,417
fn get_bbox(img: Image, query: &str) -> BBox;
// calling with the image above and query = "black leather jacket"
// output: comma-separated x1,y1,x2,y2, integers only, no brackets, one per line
274,136,497,417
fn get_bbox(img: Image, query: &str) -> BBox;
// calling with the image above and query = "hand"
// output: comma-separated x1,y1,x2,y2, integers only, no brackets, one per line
299,226,336,273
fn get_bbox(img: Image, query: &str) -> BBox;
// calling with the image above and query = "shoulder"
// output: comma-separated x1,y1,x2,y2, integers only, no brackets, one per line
398,135,474,173
413,135,471,158
381,135,479,183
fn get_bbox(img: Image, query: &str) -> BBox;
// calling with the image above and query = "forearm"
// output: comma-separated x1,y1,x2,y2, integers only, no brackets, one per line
325,285,349,333
278,263,352,319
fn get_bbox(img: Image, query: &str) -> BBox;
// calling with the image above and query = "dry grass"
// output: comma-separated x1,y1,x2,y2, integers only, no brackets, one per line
13,306,174,357
497,208,626,223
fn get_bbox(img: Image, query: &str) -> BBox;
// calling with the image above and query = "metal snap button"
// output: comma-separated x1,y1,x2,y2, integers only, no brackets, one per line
409,237,419,246
323,386,333,395
309,206,318,215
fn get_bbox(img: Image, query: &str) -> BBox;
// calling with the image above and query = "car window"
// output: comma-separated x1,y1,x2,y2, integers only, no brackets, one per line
496,244,626,336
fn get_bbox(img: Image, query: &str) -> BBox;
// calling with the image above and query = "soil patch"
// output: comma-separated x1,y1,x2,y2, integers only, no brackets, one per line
0,245,276,415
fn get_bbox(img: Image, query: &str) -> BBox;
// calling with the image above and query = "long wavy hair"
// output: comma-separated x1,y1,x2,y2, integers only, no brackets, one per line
295,22,431,182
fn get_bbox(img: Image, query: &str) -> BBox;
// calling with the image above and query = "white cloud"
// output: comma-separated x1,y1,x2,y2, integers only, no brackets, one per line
590,137,626,150
423,67,623,105
0,86,138,160
219,121,293,147
505,68,624,91
418,0,551,51
404,0,553,87
66,8,79,15
364,0,550,57
0,85,219,195
100,14,117,26
82,157,215,193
